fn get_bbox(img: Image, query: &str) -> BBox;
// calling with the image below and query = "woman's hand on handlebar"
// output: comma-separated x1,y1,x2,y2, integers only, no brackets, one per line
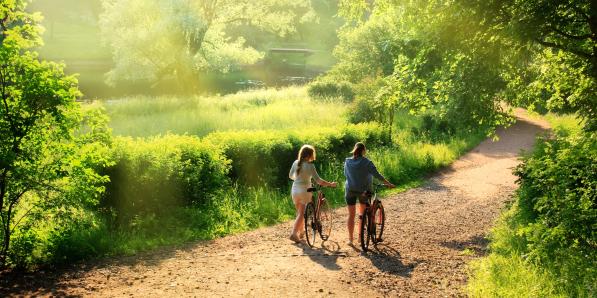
329,181,338,188
384,180,395,189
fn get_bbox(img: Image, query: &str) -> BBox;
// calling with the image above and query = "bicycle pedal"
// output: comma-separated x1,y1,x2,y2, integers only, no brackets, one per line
376,238,383,242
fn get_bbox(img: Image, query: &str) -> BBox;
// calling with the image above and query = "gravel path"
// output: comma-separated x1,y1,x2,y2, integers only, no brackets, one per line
0,111,549,297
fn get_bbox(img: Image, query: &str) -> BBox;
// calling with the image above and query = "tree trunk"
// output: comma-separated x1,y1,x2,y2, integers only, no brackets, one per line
0,224,9,267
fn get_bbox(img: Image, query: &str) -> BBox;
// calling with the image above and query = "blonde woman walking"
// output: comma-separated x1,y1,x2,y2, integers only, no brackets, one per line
288,145,337,243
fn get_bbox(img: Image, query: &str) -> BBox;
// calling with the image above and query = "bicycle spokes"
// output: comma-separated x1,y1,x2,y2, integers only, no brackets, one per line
304,203,316,247
318,199,332,241
372,203,385,244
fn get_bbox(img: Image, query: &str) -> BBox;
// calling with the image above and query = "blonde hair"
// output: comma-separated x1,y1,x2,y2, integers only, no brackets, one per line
296,144,316,175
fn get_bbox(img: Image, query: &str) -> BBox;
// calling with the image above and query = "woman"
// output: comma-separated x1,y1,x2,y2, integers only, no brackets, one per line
288,144,337,243
344,142,395,245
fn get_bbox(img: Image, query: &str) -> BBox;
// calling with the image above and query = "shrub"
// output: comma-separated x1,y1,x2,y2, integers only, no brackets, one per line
512,132,597,293
307,78,355,102
347,96,379,123
101,135,231,224
204,123,386,187
410,114,457,143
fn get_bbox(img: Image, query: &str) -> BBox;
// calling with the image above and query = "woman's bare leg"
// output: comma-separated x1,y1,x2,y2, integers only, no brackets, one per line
347,204,356,243
291,201,306,239
357,203,367,239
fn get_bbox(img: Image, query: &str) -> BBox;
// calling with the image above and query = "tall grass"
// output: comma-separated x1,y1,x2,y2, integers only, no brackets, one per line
102,86,348,137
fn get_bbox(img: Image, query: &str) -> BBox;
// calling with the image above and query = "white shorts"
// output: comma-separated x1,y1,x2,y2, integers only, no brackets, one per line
291,185,312,205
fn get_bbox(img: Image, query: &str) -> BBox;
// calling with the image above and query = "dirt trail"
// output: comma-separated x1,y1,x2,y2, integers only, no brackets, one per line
0,110,549,297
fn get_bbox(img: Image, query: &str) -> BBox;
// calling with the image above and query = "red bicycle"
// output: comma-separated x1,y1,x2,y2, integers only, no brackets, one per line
304,185,332,247
360,183,387,252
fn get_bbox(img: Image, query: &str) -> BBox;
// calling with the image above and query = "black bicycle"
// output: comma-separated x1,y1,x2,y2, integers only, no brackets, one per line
304,185,332,247
359,183,387,252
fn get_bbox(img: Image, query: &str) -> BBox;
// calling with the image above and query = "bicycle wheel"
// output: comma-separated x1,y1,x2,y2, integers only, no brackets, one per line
372,201,385,244
304,202,316,247
359,210,371,252
318,197,332,241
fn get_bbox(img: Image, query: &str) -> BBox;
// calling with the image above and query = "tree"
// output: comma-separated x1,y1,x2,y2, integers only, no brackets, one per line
0,0,109,266
99,0,314,91
461,0,596,77
458,0,597,130
332,1,512,133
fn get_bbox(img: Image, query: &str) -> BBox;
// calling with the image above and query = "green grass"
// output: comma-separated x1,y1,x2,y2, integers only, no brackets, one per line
466,203,586,298
101,86,348,137
527,111,583,137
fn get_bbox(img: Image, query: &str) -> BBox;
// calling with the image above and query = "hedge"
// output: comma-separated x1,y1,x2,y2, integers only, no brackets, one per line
99,123,386,223
101,135,231,224
204,122,386,187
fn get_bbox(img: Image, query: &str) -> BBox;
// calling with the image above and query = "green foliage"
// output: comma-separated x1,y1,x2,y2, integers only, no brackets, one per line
459,0,597,131
204,122,386,187
102,135,230,224
0,1,110,267
514,133,596,280
503,50,597,131
461,0,596,78
307,78,355,102
328,1,513,136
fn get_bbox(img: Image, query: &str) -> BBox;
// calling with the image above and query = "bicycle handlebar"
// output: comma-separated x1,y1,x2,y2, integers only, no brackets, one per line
307,184,332,192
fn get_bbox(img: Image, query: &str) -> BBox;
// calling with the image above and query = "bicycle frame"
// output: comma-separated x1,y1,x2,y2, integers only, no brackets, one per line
305,185,332,246
307,186,325,222
359,183,386,251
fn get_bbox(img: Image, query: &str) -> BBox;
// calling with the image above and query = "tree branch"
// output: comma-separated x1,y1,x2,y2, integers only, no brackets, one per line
547,25,593,40
0,15,8,41
534,38,593,59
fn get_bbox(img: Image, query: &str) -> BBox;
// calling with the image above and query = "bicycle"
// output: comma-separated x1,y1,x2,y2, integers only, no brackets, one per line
304,185,333,247
359,183,387,252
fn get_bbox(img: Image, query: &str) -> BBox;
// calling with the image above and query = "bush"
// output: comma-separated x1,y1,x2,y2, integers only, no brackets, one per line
204,123,386,187
101,135,231,224
514,132,597,274
347,96,379,123
307,78,355,102
409,114,457,143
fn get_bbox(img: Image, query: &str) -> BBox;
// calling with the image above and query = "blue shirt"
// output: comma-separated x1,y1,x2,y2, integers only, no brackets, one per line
343,157,385,192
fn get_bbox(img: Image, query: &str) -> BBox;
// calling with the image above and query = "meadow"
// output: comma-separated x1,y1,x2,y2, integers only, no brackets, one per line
63,86,486,262
102,87,347,137
4,86,487,267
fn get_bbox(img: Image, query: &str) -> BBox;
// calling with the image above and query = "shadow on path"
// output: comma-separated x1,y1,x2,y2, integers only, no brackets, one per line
297,240,343,271
365,244,420,277
440,235,490,257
